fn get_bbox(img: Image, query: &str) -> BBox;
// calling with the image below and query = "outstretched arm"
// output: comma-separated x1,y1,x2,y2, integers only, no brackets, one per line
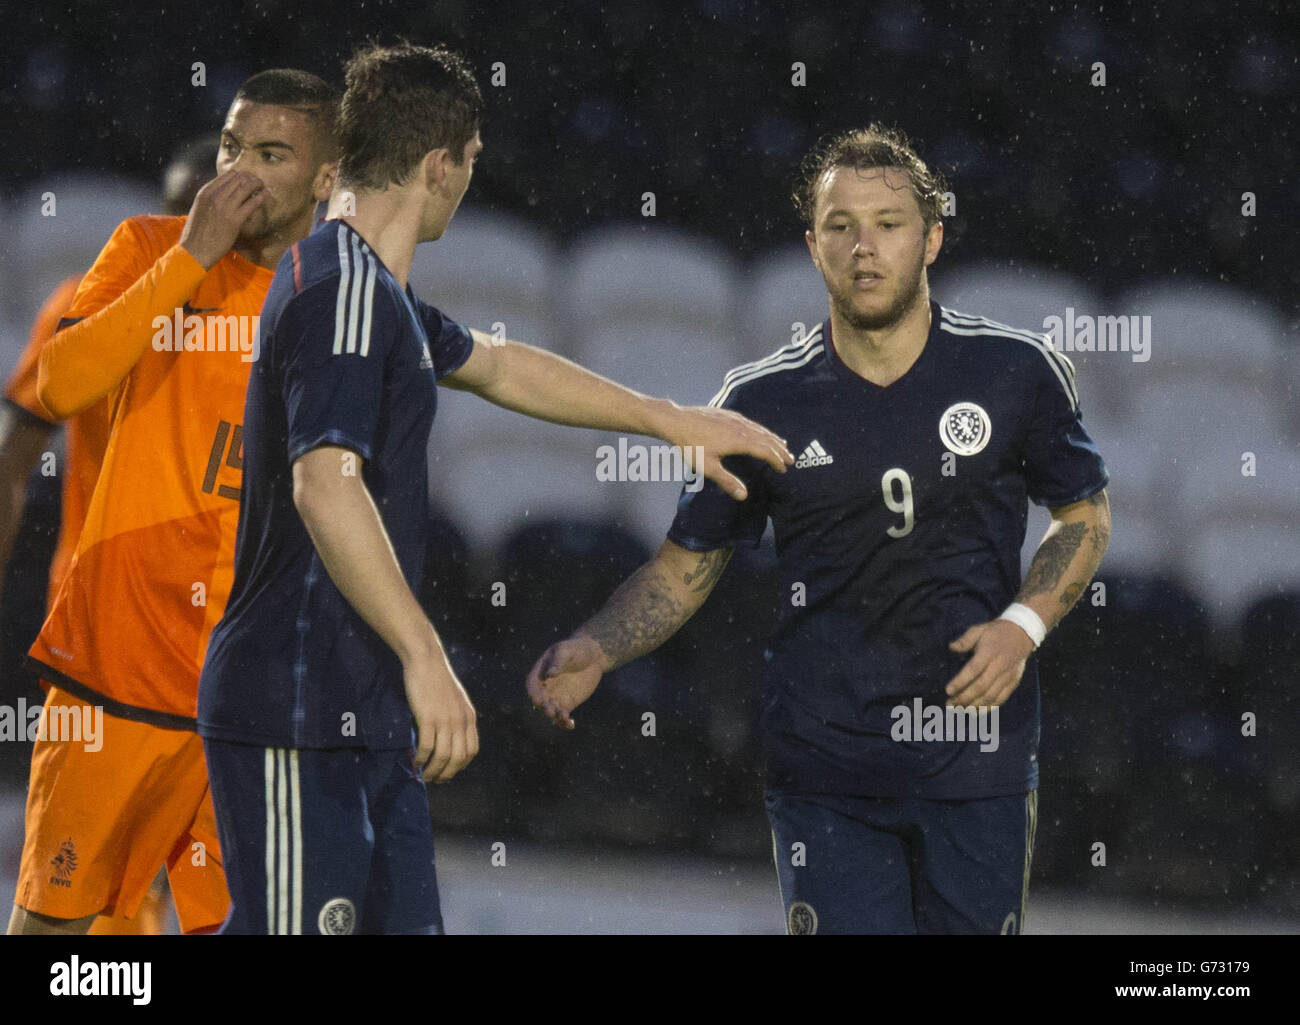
441,329,792,500
526,539,733,728
946,488,1111,708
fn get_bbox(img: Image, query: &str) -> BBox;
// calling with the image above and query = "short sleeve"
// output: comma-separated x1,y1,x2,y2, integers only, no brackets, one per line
1021,352,1109,507
667,387,772,550
410,295,474,380
281,281,397,464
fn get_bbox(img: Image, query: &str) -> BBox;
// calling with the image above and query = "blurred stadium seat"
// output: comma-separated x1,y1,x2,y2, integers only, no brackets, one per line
564,224,743,402
10,173,155,330
430,420,619,554
407,203,561,355
737,244,829,364
1117,280,1287,383
563,225,747,547
1184,518,1300,631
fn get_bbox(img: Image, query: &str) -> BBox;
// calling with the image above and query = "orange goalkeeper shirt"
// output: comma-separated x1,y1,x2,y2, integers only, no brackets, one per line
3,274,109,607
29,215,274,724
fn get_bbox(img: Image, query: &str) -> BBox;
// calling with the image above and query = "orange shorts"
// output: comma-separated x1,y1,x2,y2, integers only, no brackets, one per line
15,685,229,932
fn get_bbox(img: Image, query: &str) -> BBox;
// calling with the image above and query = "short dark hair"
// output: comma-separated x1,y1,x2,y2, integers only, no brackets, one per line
161,133,220,215
794,125,948,230
337,42,482,191
233,68,340,163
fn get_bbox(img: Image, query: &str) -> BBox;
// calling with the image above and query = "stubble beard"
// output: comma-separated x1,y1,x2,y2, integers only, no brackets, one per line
236,191,316,250
830,245,927,332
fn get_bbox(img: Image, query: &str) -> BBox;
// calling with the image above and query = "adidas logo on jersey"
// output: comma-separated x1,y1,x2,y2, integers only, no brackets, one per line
419,344,433,370
795,440,833,468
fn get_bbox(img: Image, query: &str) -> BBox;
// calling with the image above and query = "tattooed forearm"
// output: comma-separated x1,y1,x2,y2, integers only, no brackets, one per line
683,548,733,593
1017,489,1111,630
1018,522,1087,602
580,564,686,671
580,548,732,670
1059,580,1085,609
1008,490,1111,636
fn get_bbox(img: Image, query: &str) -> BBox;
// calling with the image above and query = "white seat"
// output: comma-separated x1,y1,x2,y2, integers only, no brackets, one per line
1183,517,1300,629
408,204,561,354
430,423,619,554
608,473,689,553
12,174,156,329
565,227,744,405
429,385,530,455
1091,506,1173,577
564,224,740,339
934,263,1101,323
1134,375,1283,514
737,245,829,364
1093,418,1177,511
572,322,742,407
1115,280,1286,385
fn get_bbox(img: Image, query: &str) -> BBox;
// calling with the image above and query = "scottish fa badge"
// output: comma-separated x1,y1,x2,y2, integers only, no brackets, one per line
939,402,991,456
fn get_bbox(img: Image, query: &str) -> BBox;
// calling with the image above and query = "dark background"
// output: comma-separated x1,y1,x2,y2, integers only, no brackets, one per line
2,1,1295,314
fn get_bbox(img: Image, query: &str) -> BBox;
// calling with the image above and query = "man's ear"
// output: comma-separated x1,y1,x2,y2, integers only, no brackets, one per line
312,162,339,203
923,219,943,267
423,147,451,193
805,229,821,273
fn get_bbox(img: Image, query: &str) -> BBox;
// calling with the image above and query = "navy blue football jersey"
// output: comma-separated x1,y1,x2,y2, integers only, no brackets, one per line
198,219,473,750
669,301,1108,799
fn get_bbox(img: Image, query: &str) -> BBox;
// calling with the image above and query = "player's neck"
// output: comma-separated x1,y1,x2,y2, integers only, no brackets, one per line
828,289,932,388
326,187,425,289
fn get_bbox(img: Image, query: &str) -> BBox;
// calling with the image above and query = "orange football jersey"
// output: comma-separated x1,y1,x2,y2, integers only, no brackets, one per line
3,274,110,606
29,216,273,721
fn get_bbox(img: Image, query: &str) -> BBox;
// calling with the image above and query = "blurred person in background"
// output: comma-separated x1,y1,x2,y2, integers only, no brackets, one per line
0,134,219,935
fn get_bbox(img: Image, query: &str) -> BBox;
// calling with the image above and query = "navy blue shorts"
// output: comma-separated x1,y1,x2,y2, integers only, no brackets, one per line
203,739,443,935
765,790,1038,934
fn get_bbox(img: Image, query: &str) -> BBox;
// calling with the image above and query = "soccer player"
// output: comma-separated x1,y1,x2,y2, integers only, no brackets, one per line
7,71,341,936
0,134,220,935
196,42,793,935
0,134,219,609
527,126,1112,935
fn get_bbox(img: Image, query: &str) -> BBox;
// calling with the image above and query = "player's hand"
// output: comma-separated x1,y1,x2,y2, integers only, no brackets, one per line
526,634,607,730
658,403,793,500
404,656,479,783
179,170,267,270
944,620,1035,709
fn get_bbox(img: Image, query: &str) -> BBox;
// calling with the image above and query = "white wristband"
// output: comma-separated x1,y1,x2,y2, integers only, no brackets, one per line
998,603,1046,649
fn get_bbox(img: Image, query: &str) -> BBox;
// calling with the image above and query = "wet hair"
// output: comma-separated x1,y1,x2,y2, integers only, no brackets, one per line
794,124,948,229
336,41,482,191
